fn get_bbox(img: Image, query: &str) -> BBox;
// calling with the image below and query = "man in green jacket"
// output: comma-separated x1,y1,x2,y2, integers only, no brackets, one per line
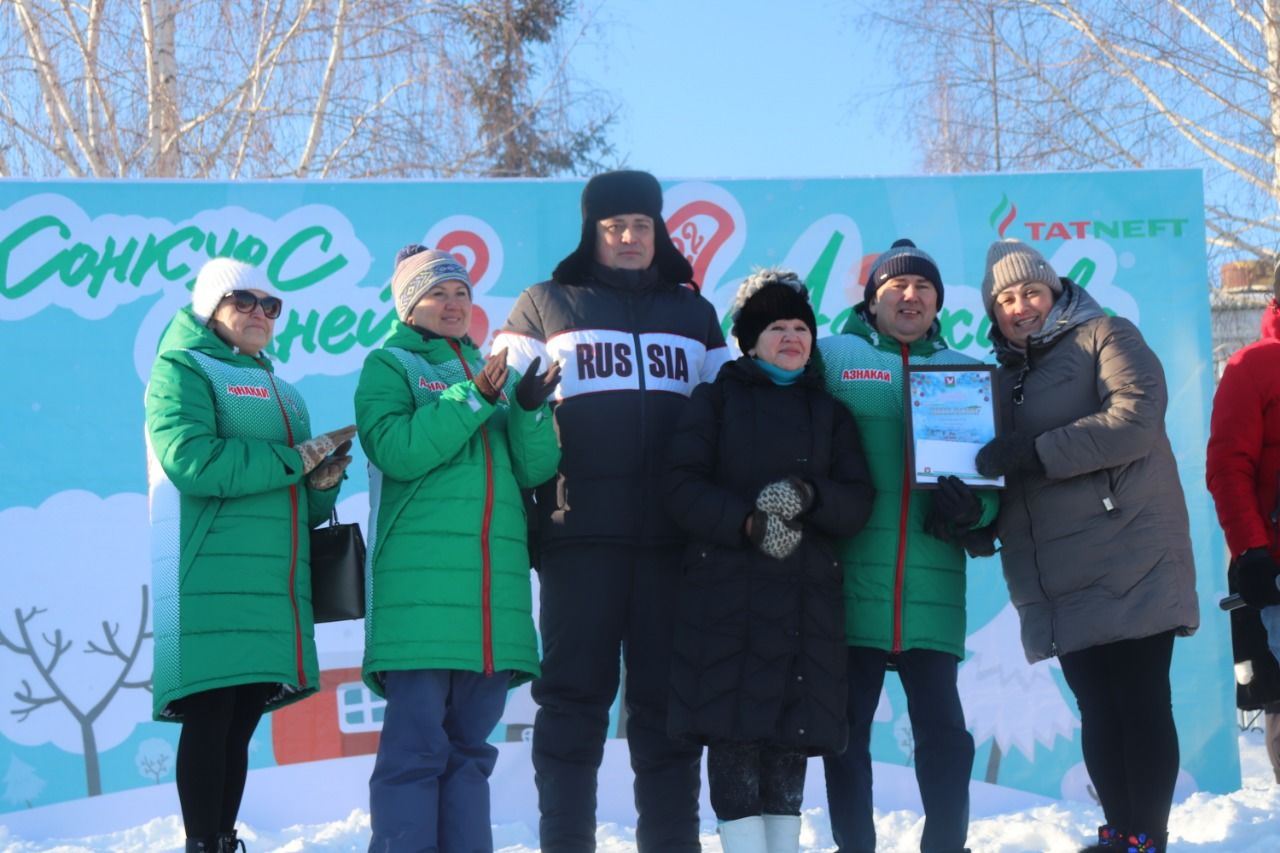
817,239,996,853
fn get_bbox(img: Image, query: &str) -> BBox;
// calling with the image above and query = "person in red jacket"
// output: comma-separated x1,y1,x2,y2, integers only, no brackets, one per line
1206,262,1280,787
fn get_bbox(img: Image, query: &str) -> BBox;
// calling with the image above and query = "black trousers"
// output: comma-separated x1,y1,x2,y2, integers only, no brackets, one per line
175,683,272,839
823,646,974,853
1058,630,1179,847
531,543,702,852
707,740,806,821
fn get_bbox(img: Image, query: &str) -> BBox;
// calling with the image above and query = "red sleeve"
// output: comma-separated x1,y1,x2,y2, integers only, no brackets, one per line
1207,345,1274,557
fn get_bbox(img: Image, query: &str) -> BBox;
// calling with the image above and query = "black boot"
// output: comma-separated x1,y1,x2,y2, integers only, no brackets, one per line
217,830,247,852
185,839,218,853
1078,823,1121,851
1119,830,1162,852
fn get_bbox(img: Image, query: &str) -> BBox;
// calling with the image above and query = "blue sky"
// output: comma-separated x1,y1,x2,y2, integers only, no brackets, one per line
570,1,918,179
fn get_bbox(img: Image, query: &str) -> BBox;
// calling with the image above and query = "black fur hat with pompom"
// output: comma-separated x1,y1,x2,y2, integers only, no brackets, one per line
729,267,817,353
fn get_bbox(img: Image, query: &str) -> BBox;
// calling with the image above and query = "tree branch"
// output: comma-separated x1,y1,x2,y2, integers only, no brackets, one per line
11,679,59,723
85,584,153,722
296,0,347,176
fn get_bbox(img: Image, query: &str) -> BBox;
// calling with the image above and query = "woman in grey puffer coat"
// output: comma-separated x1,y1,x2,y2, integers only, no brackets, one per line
974,239,1198,853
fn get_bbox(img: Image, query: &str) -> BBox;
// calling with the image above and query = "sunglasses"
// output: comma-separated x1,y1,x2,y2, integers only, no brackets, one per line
222,290,283,319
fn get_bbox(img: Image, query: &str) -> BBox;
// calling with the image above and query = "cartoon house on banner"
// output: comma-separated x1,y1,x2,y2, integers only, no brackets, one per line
0,171,1232,820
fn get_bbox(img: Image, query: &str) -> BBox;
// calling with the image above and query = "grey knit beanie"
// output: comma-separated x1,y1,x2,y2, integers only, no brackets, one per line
981,239,1063,317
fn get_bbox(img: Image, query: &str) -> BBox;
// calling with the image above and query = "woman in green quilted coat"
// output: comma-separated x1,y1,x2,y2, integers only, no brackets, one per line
358,246,561,853
145,258,356,853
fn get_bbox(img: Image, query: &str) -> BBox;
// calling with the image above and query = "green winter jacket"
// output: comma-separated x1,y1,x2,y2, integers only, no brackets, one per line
818,307,997,658
146,307,338,721
356,323,560,696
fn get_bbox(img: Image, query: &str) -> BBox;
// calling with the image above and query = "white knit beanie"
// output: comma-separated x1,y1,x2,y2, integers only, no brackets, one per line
980,239,1062,318
192,258,275,324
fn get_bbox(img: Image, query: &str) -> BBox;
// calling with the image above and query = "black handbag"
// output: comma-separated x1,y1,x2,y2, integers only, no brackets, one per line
309,509,367,623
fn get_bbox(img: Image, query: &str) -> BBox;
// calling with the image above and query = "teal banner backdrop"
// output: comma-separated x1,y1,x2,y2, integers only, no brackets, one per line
0,171,1227,815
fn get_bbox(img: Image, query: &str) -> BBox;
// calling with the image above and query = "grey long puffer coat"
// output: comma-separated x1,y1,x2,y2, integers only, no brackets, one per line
991,281,1199,662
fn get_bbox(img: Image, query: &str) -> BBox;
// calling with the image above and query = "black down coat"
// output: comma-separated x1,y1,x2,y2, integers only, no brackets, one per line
663,356,875,755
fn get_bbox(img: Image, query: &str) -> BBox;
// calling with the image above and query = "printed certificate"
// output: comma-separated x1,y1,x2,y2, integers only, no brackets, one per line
905,364,1003,488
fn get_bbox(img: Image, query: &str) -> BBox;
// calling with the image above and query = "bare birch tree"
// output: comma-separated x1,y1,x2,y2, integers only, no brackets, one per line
0,586,153,797
0,0,615,179
872,0,1280,267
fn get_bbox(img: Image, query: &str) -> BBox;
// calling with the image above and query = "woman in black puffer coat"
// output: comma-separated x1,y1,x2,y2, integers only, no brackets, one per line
664,269,875,852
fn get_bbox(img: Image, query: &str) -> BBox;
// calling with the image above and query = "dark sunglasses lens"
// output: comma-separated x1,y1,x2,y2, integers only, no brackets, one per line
228,291,282,318
230,291,258,313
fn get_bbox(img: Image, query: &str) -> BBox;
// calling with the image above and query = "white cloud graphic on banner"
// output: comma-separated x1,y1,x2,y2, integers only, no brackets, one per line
0,491,152,778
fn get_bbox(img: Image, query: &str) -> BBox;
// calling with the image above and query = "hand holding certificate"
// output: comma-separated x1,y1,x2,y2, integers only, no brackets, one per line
905,365,1003,488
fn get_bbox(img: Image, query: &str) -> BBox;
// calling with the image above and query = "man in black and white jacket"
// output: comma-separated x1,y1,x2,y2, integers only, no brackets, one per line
494,170,729,852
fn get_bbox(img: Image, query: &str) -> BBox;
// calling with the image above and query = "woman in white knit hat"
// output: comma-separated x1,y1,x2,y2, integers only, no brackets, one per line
974,239,1198,853
145,257,356,853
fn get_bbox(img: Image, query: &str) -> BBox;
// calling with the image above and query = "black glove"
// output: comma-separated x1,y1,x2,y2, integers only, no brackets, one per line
755,476,816,520
934,475,982,528
923,476,982,544
745,509,802,560
1234,548,1280,608
515,356,563,410
975,432,1043,479
958,525,999,558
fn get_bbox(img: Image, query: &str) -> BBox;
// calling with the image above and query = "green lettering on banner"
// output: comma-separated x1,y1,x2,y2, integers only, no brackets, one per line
236,237,269,267
156,227,205,281
270,309,320,362
130,233,163,286
62,244,97,290
1122,220,1144,238
356,286,397,347
828,306,853,337
90,237,140,298
319,306,358,354
1093,221,1119,239
943,308,975,350
977,313,992,349
1066,258,1096,289
269,226,347,291
805,231,844,329
939,310,992,351
0,215,71,299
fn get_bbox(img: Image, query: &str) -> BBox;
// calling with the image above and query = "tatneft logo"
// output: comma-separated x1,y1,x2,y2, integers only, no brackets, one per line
418,377,448,391
988,193,1189,241
227,384,269,398
842,368,892,382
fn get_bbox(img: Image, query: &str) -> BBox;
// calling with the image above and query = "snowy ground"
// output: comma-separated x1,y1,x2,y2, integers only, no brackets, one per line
1,729,1275,852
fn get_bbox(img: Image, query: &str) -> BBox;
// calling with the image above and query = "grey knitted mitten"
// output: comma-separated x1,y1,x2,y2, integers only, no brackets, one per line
755,477,815,521
747,509,803,560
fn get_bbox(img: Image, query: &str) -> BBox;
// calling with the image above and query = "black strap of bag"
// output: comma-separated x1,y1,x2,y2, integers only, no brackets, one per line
310,508,367,623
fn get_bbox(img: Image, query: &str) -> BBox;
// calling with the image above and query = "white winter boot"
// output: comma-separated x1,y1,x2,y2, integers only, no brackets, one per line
762,814,801,853
718,815,768,853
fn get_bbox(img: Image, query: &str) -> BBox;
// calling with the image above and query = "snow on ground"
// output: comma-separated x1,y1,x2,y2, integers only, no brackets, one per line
1,730,1275,852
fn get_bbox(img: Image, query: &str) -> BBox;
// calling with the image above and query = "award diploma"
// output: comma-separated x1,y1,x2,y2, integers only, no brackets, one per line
905,365,1003,488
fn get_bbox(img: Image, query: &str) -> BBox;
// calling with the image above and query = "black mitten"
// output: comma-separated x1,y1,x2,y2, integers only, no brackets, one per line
1235,548,1280,608
933,475,982,528
975,432,1043,478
